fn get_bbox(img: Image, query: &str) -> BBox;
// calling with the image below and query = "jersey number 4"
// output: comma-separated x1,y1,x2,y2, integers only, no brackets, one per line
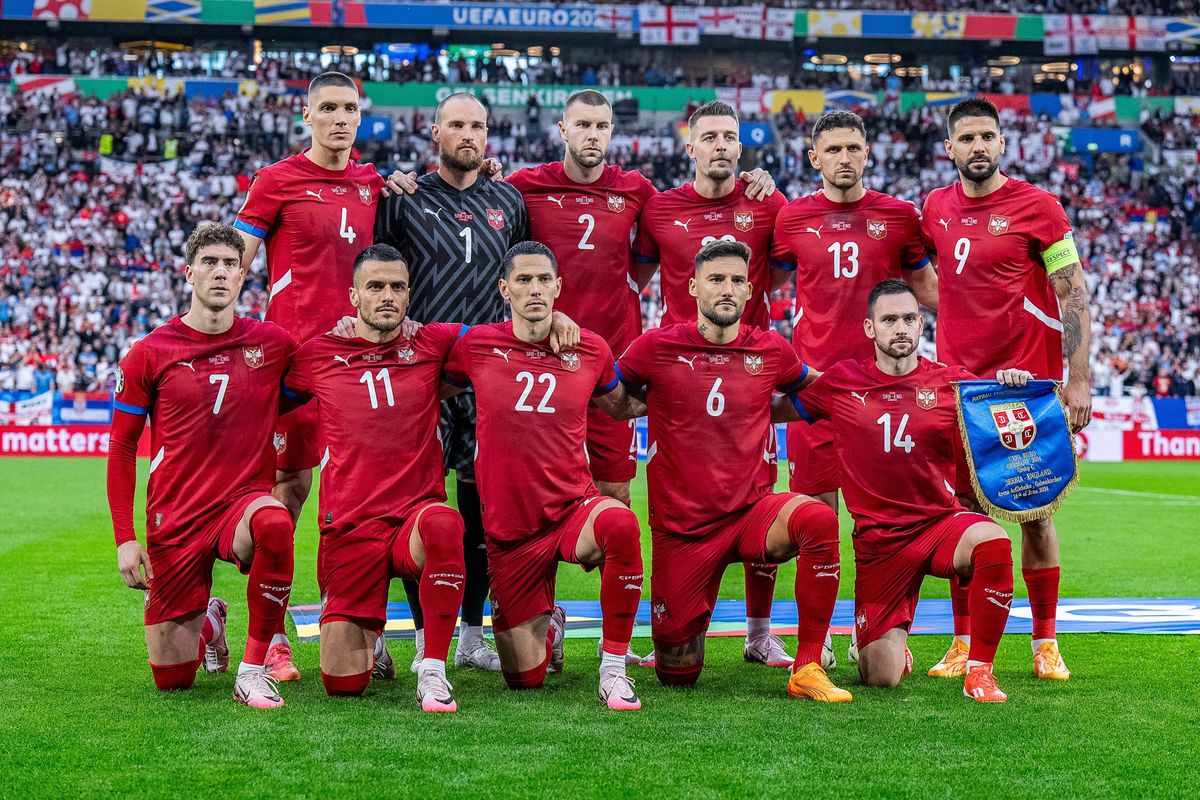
339,208,356,245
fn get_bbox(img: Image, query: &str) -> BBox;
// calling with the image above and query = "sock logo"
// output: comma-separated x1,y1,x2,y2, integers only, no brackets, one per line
434,580,463,590
985,587,1014,610
262,592,286,607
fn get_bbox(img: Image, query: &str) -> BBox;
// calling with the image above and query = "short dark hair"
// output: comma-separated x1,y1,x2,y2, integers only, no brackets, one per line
352,243,407,277
688,100,738,130
947,97,1000,137
435,91,486,125
307,71,357,99
695,239,751,272
501,240,558,279
185,223,244,265
867,278,917,315
811,110,866,144
564,89,611,112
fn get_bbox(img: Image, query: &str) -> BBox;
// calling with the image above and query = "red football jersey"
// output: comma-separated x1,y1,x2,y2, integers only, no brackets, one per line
235,153,384,341
633,182,788,330
443,323,618,542
796,357,975,553
282,323,463,537
616,323,808,537
921,176,1074,380
113,316,297,545
771,189,929,369
507,162,657,353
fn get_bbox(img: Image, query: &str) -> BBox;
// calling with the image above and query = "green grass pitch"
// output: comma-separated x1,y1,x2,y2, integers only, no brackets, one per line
1,458,1198,798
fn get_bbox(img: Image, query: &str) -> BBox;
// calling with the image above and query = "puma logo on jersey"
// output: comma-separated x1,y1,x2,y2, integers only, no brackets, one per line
804,226,823,238
422,207,441,217
176,360,195,372
262,592,286,607
332,355,351,366
492,348,512,362
938,218,950,231
547,195,565,209
676,355,698,369
673,219,691,233
851,391,869,406
306,189,324,202
434,579,463,590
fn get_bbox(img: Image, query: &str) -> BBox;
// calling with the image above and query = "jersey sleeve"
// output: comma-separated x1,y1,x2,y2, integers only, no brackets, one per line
615,332,653,391
113,340,155,416
509,192,530,247
281,345,315,401
425,322,468,360
374,192,407,250
632,205,661,265
774,336,810,395
769,207,798,271
234,168,281,240
900,204,931,270
592,338,619,396
1032,194,1080,276
443,332,473,387
918,194,937,253
794,372,833,423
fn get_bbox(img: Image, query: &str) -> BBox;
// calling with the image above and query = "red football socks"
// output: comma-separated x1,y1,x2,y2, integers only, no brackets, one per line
967,538,1014,664
1023,566,1061,642
593,506,643,655
788,501,841,668
150,658,199,692
244,506,295,666
743,562,778,621
410,506,467,663
950,577,971,639
322,669,370,697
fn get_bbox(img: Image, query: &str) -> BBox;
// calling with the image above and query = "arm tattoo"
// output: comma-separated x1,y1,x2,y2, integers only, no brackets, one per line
1051,264,1088,361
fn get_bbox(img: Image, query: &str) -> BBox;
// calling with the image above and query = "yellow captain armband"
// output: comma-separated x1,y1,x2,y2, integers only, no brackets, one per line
1042,236,1080,275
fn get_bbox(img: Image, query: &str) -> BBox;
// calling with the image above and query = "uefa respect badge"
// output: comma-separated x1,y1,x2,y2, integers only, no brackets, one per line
953,380,1078,523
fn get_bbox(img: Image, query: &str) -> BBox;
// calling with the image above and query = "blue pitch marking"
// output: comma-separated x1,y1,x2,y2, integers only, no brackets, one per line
287,597,1200,642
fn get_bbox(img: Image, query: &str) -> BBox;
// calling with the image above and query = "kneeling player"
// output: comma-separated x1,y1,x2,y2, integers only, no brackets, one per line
106,224,297,709
443,241,646,710
784,280,1017,702
282,245,468,710
615,240,849,701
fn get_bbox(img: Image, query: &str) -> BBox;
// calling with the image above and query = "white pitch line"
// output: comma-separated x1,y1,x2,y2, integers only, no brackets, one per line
1078,487,1200,503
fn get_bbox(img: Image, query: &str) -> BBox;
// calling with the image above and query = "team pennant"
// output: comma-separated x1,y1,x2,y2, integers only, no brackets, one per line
954,379,1078,523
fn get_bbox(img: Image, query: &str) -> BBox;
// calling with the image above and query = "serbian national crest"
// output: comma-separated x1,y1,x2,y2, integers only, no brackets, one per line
560,351,582,372
607,195,625,213
915,386,937,409
734,210,754,232
867,219,887,240
744,353,763,375
273,432,287,455
357,184,372,205
991,402,1037,451
396,345,415,363
243,345,265,369
988,214,1010,235
486,209,506,230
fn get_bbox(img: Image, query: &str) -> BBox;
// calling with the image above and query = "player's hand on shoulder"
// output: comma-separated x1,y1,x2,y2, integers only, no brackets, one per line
995,368,1033,387
331,315,356,338
116,540,153,590
549,311,580,354
382,170,419,198
401,316,422,339
481,158,505,182
740,168,777,201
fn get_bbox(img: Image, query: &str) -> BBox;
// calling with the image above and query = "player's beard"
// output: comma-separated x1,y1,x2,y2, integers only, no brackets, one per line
957,154,1000,185
879,336,916,359
567,142,605,170
828,167,861,190
699,298,743,329
362,306,402,334
704,163,735,182
442,146,483,173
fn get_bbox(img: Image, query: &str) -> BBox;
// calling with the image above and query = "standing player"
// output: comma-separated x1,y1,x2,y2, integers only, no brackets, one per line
374,92,529,672
282,245,467,711
234,71,384,682
770,109,938,666
616,240,849,702
442,242,646,710
921,97,1092,681
106,224,297,709
632,100,793,668
782,280,1017,702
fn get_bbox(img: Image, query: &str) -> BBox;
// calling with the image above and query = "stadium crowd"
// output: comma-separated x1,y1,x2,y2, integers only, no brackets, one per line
1,63,1197,397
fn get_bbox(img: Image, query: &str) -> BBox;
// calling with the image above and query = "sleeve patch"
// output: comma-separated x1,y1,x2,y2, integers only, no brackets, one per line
233,219,269,239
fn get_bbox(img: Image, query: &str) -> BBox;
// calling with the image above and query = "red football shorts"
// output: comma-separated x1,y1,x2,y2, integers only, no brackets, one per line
274,402,321,473
650,492,799,647
144,492,270,626
853,511,993,648
786,419,840,496
585,406,638,484
487,498,600,633
317,502,445,630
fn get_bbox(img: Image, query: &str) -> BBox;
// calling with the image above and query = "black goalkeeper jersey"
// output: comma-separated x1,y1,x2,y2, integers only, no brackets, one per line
375,171,528,326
